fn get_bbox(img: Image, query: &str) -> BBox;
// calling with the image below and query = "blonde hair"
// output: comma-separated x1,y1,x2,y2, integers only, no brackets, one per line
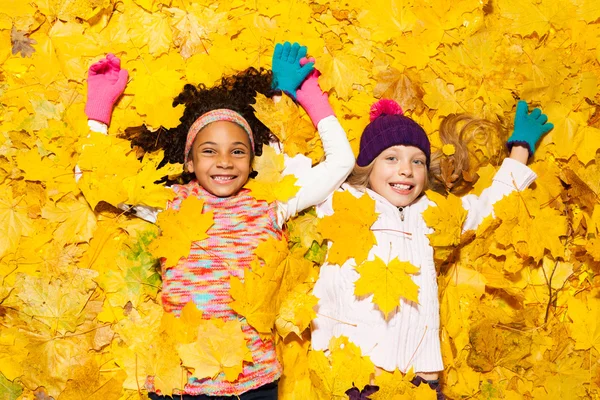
429,114,504,195
347,113,504,196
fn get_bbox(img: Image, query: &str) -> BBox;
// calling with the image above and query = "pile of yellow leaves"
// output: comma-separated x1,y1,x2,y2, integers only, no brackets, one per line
1,0,600,399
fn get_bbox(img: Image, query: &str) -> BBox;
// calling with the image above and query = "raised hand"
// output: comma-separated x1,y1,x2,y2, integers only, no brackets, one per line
296,56,334,126
85,53,129,125
507,100,554,156
271,41,314,99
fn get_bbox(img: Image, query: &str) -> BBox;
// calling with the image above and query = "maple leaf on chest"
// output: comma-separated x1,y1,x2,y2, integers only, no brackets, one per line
149,196,214,268
177,318,253,381
275,283,319,339
422,190,467,247
354,256,420,319
318,190,378,266
160,301,204,344
230,237,313,336
245,145,300,203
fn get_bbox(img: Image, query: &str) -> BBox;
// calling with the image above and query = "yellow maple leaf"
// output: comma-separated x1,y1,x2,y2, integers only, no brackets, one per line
96,300,125,323
126,54,185,128
497,0,576,36
445,364,481,398
230,236,313,336
252,94,315,158
125,7,172,56
494,190,567,262
15,272,96,335
308,336,375,398
122,151,178,208
116,337,186,396
275,284,318,338
404,383,439,400
317,52,370,100
374,66,426,114
422,190,467,247
160,301,204,344
229,266,280,335
568,297,600,351
542,104,600,165
77,132,141,209
0,327,28,381
355,256,420,318
287,210,323,250
165,4,229,59
0,185,34,258
178,319,252,381
41,193,97,245
149,196,213,268
37,0,106,22
318,190,378,266
244,175,300,204
57,359,126,400
356,0,416,42
371,368,416,399
423,78,464,117
245,145,300,203
277,335,313,399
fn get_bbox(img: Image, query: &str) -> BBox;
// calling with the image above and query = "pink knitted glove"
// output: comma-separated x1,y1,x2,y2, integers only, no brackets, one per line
85,53,129,125
296,57,335,127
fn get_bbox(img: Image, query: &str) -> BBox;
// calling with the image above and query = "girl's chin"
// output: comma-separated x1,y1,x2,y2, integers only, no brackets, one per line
386,190,423,208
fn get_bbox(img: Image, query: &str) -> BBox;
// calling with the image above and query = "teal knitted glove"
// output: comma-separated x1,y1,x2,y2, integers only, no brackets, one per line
271,41,315,98
507,100,554,156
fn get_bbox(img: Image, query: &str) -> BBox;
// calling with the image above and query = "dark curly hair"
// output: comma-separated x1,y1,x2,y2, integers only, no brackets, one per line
119,67,279,183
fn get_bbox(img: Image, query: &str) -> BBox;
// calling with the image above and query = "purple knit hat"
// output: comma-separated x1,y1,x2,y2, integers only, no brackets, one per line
356,99,431,167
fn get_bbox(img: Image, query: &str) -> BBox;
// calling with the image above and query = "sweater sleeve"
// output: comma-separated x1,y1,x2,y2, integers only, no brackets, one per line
277,115,355,223
461,158,537,232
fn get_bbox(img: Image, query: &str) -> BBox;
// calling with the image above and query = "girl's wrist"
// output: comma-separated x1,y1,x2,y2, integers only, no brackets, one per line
508,144,529,164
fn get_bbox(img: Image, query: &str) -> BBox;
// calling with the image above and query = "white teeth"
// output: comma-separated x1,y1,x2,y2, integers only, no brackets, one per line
391,183,411,190
213,176,235,181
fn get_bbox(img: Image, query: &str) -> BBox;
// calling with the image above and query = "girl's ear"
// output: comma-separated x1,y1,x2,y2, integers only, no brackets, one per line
186,159,194,173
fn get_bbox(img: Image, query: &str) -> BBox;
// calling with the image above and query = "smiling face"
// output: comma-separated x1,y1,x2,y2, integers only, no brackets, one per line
368,145,428,207
186,120,252,197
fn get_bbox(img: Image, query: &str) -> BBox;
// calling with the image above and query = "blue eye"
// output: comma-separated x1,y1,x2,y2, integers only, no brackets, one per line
413,159,425,165
386,156,397,161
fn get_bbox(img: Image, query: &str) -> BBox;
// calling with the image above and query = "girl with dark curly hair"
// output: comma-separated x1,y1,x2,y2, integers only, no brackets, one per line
119,66,279,179
82,43,354,400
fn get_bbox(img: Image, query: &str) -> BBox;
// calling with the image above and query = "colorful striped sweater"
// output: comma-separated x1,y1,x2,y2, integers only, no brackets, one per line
148,181,283,396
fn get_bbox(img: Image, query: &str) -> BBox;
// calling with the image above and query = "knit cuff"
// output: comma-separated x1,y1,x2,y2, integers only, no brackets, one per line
493,158,537,191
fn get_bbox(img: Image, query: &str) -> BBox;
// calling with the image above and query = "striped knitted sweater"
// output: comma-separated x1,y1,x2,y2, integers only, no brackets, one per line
149,180,283,396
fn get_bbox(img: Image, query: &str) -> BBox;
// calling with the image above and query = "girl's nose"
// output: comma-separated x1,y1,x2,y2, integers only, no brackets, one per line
397,161,413,177
217,154,233,168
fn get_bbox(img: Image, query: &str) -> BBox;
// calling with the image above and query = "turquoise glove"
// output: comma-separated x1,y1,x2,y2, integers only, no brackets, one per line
271,41,315,98
507,100,554,156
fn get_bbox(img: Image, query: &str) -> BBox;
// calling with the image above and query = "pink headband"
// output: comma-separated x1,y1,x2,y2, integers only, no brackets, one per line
184,109,255,164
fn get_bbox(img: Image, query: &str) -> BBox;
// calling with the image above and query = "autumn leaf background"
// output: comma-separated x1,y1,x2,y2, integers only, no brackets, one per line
1,0,600,399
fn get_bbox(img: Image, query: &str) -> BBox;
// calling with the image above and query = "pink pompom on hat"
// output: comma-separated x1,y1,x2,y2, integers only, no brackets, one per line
356,99,431,167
